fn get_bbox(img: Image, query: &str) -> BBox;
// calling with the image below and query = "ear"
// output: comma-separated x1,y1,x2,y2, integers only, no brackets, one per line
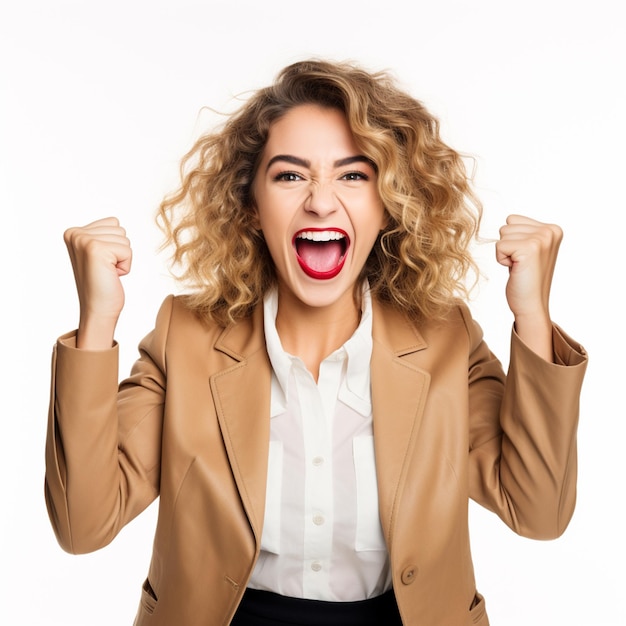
247,177,263,231
249,203,262,231
380,206,391,230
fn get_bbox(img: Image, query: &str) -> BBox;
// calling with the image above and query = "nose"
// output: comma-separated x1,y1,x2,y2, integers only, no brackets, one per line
304,182,339,218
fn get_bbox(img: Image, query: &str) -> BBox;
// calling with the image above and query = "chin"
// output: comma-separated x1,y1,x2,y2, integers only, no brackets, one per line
293,279,356,310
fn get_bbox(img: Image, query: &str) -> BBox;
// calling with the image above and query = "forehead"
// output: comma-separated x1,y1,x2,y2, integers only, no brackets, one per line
263,104,359,157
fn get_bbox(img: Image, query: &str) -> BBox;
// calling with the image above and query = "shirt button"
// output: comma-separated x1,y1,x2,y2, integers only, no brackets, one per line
311,561,322,572
401,565,418,585
312,456,324,467
313,515,325,526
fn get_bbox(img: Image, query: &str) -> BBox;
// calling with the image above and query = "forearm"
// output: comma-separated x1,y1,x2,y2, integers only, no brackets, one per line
470,324,588,539
45,333,160,553
45,334,123,552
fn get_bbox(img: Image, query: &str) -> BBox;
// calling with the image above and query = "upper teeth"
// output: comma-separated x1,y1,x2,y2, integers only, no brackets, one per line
297,231,345,242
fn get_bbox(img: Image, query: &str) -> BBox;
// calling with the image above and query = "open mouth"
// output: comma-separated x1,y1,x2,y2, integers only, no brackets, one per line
293,228,349,280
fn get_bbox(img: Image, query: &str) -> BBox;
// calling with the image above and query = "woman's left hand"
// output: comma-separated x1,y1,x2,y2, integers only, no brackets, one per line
496,214,563,360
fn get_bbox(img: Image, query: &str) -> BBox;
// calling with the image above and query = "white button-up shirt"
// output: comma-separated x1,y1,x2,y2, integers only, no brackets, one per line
247,287,392,601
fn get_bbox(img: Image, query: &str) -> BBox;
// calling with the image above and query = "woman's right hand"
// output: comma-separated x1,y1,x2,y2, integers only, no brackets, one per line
63,217,132,349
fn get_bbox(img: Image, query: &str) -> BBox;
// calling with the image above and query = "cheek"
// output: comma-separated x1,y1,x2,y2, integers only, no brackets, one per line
364,189,386,225
258,210,287,239
258,214,293,262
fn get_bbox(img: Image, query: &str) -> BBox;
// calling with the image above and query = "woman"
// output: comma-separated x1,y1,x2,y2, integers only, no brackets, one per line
46,60,587,625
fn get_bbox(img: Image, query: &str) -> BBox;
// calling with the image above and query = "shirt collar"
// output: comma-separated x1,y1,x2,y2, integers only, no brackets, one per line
263,289,293,417
263,285,373,418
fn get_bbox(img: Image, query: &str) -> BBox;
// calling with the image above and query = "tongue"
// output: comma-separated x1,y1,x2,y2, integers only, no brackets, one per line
297,240,344,272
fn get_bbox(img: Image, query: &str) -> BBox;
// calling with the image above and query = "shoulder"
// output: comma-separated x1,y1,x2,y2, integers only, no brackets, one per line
372,297,481,356
151,295,265,362
155,294,225,338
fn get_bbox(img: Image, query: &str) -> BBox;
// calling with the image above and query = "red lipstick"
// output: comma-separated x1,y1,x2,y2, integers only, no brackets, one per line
293,228,349,280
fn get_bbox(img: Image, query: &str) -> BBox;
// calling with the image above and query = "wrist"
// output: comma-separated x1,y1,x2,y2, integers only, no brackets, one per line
76,313,118,350
513,312,553,362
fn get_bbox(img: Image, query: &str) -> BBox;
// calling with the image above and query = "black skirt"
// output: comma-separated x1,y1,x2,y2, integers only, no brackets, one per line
230,588,403,625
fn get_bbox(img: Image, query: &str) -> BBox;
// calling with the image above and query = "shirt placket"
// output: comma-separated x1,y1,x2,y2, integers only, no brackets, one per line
295,360,338,599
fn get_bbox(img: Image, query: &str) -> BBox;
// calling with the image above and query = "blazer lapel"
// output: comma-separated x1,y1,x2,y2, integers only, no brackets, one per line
210,305,272,544
208,300,431,550
371,301,430,545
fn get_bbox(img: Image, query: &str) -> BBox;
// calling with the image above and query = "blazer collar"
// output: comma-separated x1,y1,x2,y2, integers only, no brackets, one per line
371,299,428,355
213,303,267,361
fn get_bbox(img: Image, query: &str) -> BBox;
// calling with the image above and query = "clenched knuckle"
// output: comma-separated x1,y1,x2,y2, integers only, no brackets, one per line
63,227,76,244
551,224,564,241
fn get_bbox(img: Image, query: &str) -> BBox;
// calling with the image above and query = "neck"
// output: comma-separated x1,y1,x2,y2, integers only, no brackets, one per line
275,287,361,381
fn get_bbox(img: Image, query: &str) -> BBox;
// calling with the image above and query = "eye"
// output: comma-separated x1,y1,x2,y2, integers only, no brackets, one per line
340,171,369,182
274,171,303,182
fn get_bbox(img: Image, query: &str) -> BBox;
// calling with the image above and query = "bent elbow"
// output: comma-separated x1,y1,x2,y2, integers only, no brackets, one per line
515,495,577,541
44,481,116,555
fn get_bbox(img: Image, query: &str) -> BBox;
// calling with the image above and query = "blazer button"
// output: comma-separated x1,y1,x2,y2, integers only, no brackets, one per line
401,565,418,585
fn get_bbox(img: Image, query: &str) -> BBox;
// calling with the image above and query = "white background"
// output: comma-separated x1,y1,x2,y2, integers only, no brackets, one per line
2,0,624,624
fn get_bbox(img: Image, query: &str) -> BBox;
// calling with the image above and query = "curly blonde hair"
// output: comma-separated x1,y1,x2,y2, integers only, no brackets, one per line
158,59,482,325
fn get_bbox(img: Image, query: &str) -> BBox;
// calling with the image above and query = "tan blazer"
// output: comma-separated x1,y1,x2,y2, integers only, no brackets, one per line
45,295,587,625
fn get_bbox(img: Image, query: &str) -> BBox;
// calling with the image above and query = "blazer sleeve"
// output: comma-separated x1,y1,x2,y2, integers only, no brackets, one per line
465,311,588,540
44,295,175,554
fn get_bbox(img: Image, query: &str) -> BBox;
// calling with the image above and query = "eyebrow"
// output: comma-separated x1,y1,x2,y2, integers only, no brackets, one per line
265,154,376,171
